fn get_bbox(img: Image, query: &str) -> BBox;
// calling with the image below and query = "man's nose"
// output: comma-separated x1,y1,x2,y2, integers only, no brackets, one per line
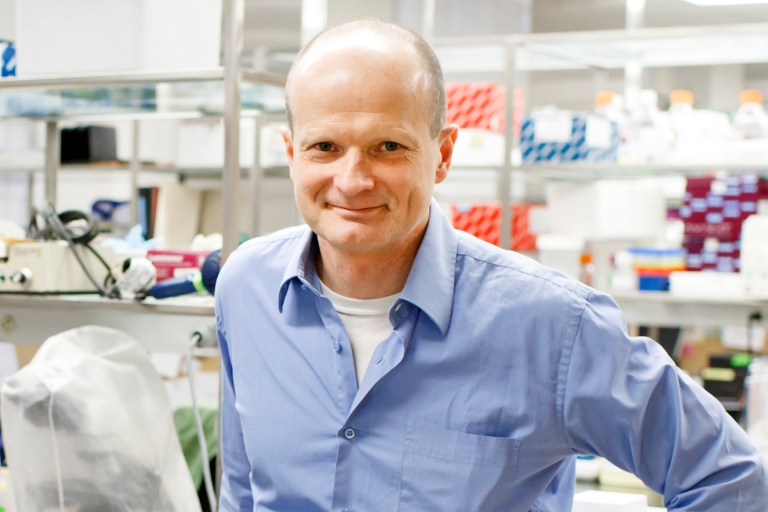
333,149,375,195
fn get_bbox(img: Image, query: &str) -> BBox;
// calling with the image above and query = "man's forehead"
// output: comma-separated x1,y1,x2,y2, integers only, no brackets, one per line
297,28,417,72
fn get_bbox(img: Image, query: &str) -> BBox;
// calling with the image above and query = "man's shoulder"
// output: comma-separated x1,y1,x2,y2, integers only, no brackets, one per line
217,225,309,286
236,225,309,254
454,229,592,302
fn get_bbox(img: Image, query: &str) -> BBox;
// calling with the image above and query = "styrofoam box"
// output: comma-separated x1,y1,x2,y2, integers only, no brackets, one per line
546,180,665,241
573,491,647,512
15,0,222,76
451,128,505,168
669,271,746,300
742,215,768,299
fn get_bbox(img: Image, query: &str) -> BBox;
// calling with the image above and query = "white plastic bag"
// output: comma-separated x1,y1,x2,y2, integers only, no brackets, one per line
0,326,201,512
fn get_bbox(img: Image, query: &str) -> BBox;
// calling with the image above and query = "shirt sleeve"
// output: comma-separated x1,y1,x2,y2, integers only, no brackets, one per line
217,311,255,511
562,291,768,510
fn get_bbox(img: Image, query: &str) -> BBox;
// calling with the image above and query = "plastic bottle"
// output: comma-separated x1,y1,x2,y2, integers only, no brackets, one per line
734,90,768,140
0,467,16,512
579,253,594,286
669,90,695,133
622,89,673,164
594,91,625,126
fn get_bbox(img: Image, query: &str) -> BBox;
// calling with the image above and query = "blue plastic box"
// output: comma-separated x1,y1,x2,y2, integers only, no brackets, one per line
520,113,619,164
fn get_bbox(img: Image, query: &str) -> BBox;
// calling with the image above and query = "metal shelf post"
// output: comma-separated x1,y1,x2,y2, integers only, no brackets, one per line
222,0,245,261
44,120,59,207
499,39,519,251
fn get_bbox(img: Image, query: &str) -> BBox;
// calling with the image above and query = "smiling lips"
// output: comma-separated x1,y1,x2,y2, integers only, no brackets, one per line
328,204,386,217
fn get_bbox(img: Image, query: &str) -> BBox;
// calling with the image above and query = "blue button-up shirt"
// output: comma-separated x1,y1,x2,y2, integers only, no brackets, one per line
216,200,768,511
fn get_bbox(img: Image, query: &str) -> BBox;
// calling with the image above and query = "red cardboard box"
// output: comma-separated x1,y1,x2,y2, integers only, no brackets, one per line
147,250,209,282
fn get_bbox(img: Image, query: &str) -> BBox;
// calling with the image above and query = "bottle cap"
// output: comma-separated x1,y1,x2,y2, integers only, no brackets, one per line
580,253,593,265
595,91,614,107
739,89,763,105
669,90,694,105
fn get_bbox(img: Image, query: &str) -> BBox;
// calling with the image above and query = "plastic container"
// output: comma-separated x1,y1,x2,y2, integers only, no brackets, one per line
734,90,768,140
0,467,16,512
669,89,695,144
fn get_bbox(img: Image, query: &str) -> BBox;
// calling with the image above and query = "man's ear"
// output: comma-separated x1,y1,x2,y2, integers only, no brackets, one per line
435,124,459,185
279,126,295,179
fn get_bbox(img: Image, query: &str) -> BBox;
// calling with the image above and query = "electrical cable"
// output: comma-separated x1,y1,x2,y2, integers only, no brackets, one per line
188,333,217,512
31,202,118,297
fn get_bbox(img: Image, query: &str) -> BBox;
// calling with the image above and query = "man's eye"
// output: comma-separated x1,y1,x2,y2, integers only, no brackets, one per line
315,142,334,151
382,141,400,151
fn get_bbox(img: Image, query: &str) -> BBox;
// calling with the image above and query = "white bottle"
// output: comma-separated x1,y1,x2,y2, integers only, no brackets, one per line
669,89,695,147
0,467,16,512
624,89,673,164
734,90,768,140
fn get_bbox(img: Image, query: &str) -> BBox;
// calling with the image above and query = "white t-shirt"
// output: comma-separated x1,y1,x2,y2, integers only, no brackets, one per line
320,280,399,386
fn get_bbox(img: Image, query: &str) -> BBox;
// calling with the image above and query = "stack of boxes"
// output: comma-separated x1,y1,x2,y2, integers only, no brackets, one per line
680,175,768,273
451,204,539,251
445,83,506,133
446,82,538,251
627,248,687,291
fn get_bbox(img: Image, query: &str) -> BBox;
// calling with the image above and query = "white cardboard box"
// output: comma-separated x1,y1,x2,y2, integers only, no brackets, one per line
15,0,222,76
573,490,647,512
547,180,665,241
669,271,746,300
742,215,768,299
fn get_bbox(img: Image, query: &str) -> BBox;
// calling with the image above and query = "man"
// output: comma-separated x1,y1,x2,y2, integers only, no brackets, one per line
215,19,768,511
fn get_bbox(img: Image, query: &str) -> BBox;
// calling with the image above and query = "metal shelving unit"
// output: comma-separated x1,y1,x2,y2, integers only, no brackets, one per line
0,294,214,353
434,21,768,250
433,22,768,329
0,0,286,351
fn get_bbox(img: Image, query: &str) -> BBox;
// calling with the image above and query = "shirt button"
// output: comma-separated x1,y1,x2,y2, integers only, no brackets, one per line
344,428,356,440
333,341,341,352
301,284,308,291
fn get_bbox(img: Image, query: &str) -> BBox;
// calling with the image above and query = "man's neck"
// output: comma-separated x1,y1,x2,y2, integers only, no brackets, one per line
315,224,427,300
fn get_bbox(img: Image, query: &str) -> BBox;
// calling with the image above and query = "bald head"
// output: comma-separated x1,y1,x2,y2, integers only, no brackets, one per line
285,19,446,139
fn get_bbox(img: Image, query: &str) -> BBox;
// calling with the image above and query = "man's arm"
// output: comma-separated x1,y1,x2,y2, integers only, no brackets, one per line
562,291,768,510
217,314,255,511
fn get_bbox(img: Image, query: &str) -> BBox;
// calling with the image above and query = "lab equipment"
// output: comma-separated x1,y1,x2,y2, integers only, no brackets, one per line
60,126,117,164
1,204,120,294
0,240,115,294
0,325,201,512
144,249,220,299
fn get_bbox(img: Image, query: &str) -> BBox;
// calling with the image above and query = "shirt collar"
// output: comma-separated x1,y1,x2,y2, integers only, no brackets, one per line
278,198,458,335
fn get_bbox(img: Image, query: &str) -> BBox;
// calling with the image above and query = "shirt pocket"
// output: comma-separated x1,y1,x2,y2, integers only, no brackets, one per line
397,423,521,512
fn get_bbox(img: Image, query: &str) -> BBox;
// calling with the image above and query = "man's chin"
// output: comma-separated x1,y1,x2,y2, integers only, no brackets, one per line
316,226,391,254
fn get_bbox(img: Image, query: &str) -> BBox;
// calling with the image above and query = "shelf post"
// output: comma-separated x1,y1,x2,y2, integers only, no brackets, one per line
130,120,141,227
250,114,264,238
44,120,59,207
222,0,244,262
500,40,519,251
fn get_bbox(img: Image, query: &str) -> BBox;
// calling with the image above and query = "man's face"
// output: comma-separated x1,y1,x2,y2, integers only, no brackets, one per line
281,33,457,256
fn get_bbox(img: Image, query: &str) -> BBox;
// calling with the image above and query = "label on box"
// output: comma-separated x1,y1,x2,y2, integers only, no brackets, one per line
147,250,208,282
585,116,611,149
533,112,572,143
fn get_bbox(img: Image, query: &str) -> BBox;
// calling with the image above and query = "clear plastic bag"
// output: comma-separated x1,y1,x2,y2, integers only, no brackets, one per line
0,326,201,512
